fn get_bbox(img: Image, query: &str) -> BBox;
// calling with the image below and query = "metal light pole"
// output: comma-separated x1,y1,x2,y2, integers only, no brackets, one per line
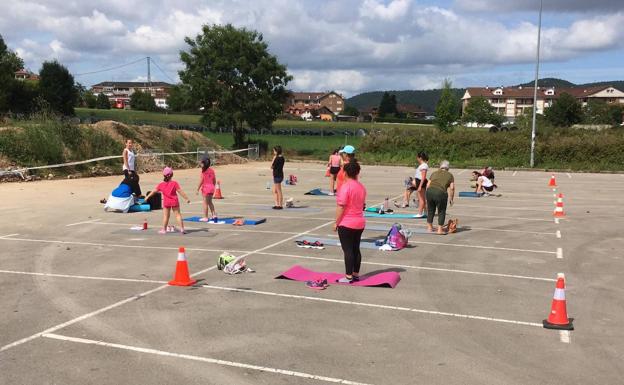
530,0,543,168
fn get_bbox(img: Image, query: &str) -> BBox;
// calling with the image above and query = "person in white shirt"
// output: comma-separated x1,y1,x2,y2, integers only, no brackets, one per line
397,151,428,217
122,139,136,177
472,171,497,195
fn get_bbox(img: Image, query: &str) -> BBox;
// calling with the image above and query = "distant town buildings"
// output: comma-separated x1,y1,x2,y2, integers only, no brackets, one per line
14,69,39,81
284,91,345,117
90,81,173,109
462,85,624,121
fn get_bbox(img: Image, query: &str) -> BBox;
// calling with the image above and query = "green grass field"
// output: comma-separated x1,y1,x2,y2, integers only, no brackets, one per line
75,108,432,131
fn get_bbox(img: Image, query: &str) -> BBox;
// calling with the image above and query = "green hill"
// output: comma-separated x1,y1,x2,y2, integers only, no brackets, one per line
346,89,464,114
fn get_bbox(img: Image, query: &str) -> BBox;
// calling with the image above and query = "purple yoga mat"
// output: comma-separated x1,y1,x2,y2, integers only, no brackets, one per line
276,265,401,288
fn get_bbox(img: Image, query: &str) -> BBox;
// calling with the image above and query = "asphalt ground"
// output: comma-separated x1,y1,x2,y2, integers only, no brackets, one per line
1,162,623,385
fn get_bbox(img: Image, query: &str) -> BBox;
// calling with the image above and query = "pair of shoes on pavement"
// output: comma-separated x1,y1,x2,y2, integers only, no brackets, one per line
295,240,324,249
272,206,283,210
305,278,329,290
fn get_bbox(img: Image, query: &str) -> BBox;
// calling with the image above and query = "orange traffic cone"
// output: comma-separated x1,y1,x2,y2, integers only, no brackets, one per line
214,180,223,199
553,193,565,217
543,273,573,330
168,247,197,286
548,174,557,187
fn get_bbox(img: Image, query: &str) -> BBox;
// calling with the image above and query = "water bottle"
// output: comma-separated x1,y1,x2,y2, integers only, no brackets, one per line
384,197,389,211
143,218,148,230
266,181,271,190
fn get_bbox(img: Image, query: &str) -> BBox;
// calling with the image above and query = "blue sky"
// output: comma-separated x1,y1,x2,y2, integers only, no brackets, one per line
1,0,622,96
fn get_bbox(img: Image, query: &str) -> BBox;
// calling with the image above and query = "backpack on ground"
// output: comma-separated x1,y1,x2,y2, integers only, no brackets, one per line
384,223,409,250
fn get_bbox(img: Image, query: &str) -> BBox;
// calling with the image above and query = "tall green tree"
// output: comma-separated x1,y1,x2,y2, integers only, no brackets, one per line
462,96,504,126
167,84,193,112
584,99,624,126
342,104,360,117
435,78,460,132
84,91,97,109
378,92,398,117
39,60,77,115
545,92,582,127
130,90,157,111
179,24,292,148
95,93,111,109
0,34,24,112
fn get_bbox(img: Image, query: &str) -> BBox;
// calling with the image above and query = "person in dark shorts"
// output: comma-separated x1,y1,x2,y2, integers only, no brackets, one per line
271,145,285,209
426,160,455,235
327,148,341,195
398,152,428,218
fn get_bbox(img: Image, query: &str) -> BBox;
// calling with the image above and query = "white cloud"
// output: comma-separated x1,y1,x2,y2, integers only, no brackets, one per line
454,0,624,13
1,0,623,94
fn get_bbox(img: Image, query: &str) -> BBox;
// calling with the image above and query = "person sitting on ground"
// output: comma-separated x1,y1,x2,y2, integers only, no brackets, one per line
397,151,428,218
334,160,367,283
426,160,455,235
472,171,497,195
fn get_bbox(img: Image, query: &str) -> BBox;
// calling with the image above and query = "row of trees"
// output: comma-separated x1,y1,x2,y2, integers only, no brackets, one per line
1,35,78,116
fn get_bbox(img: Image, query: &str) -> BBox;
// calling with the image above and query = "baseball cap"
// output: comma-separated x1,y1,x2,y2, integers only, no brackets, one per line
339,145,356,154
162,167,173,176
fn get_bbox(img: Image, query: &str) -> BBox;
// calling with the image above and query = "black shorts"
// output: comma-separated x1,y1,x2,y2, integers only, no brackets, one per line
483,185,495,192
329,166,340,175
273,176,284,184
408,178,427,191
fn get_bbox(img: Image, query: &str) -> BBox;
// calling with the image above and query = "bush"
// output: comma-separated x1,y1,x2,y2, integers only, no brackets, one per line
359,126,624,171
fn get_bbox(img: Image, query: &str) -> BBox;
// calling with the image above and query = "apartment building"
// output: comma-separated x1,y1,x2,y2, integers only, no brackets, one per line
90,81,173,109
284,91,345,116
462,85,624,121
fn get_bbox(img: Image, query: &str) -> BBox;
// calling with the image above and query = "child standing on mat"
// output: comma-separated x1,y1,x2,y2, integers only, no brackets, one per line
196,157,217,221
398,151,428,217
327,148,341,195
145,167,191,234
334,160,367,283
271,146,285,209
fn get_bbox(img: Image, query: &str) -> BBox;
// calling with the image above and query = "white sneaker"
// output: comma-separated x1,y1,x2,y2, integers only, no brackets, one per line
415,213,426,218
328,192,335,196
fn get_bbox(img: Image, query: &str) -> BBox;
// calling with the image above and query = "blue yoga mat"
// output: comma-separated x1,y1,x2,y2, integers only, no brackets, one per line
184,216,266,225
459,191,482,198
129,204,151,212
304,188,331,196
364,213,426,219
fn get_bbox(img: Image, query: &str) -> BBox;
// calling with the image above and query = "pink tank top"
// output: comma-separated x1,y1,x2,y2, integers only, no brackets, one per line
330,154,341,167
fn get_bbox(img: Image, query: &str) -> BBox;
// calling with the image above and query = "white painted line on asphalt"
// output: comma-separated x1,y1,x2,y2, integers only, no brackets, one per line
513,171,518,176
566,173,572,179
0,270,167,284
254,251,556,282
554,218,560,224
201,285,544,328
559,330,571,343
556,230,561,239
556,248,563,259
42,333,373,385
0,233,19,239
0,215,333,353
66,218,101,227
407,240,556,255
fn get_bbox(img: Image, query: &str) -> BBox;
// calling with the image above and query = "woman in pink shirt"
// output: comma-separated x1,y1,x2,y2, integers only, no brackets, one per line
144,167,190,234
334,160,367,283
196,157,217,221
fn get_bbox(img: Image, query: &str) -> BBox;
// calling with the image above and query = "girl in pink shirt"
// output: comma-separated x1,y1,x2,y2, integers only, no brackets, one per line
144,167,190,234
196,157,217,221
334,160,367,283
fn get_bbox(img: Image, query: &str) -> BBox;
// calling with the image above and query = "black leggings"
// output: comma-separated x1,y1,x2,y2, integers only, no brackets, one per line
338,226,363,276
426,188,448,226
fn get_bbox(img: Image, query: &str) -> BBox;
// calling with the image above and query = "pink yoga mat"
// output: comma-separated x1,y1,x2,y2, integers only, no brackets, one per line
276,265,400,288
